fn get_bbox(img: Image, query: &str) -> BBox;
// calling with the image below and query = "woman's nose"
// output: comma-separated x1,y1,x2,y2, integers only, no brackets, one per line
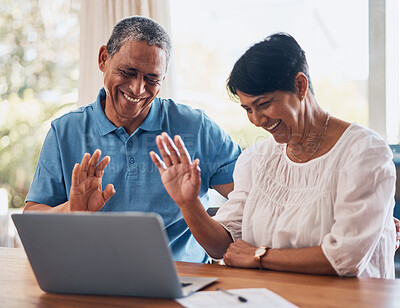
251,111,264,127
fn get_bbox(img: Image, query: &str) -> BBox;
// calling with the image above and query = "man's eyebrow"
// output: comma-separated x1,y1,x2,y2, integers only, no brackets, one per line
120,67,137,72
120,67,162,78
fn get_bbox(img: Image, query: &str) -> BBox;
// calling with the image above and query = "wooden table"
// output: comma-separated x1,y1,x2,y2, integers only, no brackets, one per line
1,247,399,307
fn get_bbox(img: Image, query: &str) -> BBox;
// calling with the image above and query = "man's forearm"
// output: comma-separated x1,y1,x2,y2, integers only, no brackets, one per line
24,201,70,212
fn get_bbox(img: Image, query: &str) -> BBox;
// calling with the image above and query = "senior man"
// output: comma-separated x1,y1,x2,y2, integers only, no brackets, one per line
24,16,241,263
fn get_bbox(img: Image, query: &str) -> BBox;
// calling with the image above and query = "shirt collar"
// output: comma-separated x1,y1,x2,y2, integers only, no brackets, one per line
93,88,118,136
93,88,163,136
139,96,162,132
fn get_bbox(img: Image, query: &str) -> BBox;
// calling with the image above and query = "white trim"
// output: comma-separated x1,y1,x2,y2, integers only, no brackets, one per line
369,0,387,140
369,0,400,143
386,0,400,144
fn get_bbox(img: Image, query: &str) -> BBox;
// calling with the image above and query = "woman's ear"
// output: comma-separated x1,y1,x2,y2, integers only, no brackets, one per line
295,72,308,100
98,45,109,72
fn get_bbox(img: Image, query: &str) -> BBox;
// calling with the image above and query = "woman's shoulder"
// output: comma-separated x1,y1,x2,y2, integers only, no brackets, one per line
240,137,276,160
345,122,383,138
244,137,276,154
340,123,389,151
231,138,276,187
335,123,393,163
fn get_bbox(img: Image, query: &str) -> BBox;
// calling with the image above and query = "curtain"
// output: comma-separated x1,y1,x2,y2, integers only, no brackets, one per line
78,0,174,106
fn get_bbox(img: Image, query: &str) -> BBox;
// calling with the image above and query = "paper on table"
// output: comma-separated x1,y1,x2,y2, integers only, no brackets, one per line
176,288,298,308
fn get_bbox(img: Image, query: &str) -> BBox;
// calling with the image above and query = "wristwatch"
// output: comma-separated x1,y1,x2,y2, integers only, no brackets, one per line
254,246,270,270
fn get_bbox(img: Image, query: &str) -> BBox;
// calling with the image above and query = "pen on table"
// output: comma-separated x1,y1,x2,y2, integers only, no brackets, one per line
216,287,248,303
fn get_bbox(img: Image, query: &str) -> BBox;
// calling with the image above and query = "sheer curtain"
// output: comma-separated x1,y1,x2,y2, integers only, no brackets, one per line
78,0,175,106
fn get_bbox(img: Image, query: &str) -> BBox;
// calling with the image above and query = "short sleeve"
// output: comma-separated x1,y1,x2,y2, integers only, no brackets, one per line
321,134,396,277
198,114,242,187
25,123,68,206
213,146,253,240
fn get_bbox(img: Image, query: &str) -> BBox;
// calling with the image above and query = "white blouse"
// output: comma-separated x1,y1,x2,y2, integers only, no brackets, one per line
214,123,396,278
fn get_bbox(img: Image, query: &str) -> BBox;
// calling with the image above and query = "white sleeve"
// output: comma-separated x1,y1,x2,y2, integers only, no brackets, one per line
212,146,253,241
321,134,396,277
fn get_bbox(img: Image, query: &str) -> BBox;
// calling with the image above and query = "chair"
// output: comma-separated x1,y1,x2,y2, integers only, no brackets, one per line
206,189,227,217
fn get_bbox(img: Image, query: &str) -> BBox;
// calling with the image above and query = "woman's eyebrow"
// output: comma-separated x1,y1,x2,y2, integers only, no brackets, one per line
242,97,269,107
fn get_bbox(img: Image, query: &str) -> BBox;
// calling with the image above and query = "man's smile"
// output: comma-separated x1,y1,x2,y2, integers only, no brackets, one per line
123,92,141,103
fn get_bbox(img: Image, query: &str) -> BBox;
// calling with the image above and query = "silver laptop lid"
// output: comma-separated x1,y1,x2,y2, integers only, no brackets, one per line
12,212,191,298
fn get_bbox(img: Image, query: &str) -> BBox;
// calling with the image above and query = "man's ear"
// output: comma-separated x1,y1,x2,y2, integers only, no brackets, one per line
98,45,109,72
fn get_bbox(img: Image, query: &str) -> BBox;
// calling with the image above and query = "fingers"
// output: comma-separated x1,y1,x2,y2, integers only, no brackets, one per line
223,253,230,266
154,132,194,167
71,163,80,187
394,218,400,251
74,150,109,183
155,133,183,167
103,184,116,202
191,158,201,187
88,149,101,177
94,155,110,178
155,135,173,167
150,151,167,174
223,250,234,267
175,135,191,165
79,153,90,180
162,133,181,165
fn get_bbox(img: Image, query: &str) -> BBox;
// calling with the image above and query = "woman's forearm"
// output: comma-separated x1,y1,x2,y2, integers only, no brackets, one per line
261,246,337,275
179,198,233,258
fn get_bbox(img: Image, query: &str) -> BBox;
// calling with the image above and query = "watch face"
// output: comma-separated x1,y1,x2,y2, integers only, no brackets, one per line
255,247,266,257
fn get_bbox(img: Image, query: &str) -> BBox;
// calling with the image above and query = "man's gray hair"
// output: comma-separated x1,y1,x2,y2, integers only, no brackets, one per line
106,15,172,71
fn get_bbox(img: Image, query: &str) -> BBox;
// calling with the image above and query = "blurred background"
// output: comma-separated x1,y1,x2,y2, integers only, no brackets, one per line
0,0,399,249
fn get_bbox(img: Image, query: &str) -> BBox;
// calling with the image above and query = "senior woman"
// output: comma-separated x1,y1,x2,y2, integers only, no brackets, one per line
150,33,397,278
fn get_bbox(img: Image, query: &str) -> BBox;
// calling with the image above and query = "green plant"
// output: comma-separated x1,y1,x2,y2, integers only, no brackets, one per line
0,90,74,208
0,0,79,208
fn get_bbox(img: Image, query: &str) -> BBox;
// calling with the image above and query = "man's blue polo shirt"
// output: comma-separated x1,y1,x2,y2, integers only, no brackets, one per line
26,88,241,262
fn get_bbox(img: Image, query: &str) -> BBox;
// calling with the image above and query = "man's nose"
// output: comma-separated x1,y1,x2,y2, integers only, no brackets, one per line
129,77,145,96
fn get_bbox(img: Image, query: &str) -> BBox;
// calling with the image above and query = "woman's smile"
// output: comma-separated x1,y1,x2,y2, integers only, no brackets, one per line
264,119,281,132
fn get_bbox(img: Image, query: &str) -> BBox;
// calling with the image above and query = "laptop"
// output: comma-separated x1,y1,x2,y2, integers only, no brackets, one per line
12,212,217,298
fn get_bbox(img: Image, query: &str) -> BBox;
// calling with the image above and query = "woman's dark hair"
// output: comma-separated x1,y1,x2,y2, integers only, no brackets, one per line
226,32,314,101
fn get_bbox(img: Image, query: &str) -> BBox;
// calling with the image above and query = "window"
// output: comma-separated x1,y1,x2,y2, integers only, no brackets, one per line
170,0,370,148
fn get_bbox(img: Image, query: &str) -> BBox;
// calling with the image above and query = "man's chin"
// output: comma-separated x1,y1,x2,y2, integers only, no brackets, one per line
116,110,141,120
115,105,150,120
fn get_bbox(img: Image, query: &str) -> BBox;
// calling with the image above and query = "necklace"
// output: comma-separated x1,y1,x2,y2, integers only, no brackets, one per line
289,113,330,163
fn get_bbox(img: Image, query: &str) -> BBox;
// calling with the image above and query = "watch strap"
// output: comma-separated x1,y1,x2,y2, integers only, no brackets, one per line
254,246,270,270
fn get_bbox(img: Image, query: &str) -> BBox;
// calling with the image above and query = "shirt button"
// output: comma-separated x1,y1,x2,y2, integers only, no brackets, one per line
128,141,133,147
119,130,124,135
129,157,134,164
